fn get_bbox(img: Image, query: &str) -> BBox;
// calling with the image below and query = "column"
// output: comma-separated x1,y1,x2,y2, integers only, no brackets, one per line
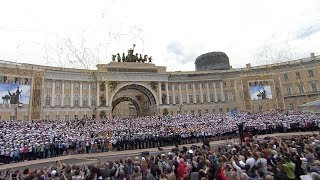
105,81,109,106
80,81,83,107
213,82,218,102
206,82,210,103
97,82,100,106
186,84,189,103
192,83,196,103
88,82,91,107
51,80,55,107
71,81,74,107
220,81,225,102
61,80,65,106
165,82,169,104
179,84,182,104
200,83,203,103
172,84,176,104
158,82,162,105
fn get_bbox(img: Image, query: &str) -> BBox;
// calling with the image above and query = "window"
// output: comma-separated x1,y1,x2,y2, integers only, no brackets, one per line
217,93,221,101
174,85,178,90
65,115,69,121
182,94,187,103
189,95,193,102
74,95,79,106
212,109,216,113
205,109,208,113
311,82,318,92
296,72,301,79
91,84,96,90
209,83,213,89
10,116,16,121
259,106,263,111
91,95,96,106
297,84,304,94
45,115,50,120
286,86,291,95
308,70,314,77
210,94,214,101
55,115,60,120
202,83,206,89
226,108,230,112
224,92,228,101
188,84,192,90
198,109,202,114
195,83,199,89
55,94,61,106
74,82,79,90
177,111,181,114
175,95,179,104
55,81,61,89
203,94,207,102
65,81,71,89
83,83,87,90
284,74,288,81
64,94,70,106
169,95,172,104
191,110,194,115
219,108,223,113
196,95,200,103
46,81,52,88
45,94,51,106
289,103,294,110
184,110,188,114
83,95,88,107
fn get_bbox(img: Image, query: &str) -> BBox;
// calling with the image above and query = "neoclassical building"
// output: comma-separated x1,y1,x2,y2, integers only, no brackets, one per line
0,50,319,121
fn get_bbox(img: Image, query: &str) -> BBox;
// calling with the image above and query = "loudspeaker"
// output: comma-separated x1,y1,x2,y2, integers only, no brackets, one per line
141,151,149,157
171,147,179,153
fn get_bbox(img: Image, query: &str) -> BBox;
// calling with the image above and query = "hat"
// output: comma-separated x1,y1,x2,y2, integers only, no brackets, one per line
188,149,194,154
51,170,57,177
168,152,173,155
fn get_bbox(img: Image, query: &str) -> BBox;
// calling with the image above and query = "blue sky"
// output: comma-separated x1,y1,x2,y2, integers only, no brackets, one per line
250,86,272,100
0,0,319,71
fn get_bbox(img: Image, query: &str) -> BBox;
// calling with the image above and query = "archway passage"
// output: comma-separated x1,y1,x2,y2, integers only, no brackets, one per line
112,96,141,117
111,84,157,117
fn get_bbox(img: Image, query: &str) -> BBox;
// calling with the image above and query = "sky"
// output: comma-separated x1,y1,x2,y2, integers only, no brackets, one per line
0,0,319,71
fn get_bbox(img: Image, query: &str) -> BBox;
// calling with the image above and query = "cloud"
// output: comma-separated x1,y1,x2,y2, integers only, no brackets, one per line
294,22,320,40
166,41,196,64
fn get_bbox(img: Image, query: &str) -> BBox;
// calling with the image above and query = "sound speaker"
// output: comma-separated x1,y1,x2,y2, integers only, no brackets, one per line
141,151,149,157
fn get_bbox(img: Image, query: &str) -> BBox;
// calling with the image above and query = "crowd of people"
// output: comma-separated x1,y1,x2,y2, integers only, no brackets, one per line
2,134,320,179
0,109,319,166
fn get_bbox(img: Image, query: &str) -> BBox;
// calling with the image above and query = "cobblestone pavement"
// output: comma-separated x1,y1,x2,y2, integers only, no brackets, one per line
0,131,317,171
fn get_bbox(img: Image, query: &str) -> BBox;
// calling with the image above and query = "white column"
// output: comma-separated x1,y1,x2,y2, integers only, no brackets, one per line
158,82,162,105
220,81,225,101
71,81,74,107
105,81,109,106
206,82,210,102
88,82,91,107
213,82,218,102
172,84,176,104
192,83,196,103
51,80,55,107
165,82,169,104
200,83,203,103
61,80,65,106
80,81,83,107
97,82,100,106
186,84,189,103
179,84,182,104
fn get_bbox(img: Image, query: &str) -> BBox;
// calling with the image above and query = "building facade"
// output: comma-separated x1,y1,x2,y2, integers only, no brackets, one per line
0,52,319,121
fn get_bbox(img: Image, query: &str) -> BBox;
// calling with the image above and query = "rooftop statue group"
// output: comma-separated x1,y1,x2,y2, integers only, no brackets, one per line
112,45,152,63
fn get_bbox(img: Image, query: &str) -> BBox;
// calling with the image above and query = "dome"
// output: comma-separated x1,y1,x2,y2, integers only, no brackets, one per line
195,52,231,71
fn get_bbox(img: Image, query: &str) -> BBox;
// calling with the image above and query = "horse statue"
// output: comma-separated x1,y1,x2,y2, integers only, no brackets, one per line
2,95,10,107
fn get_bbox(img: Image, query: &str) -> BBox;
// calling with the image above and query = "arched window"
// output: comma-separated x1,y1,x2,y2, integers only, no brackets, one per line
64,94,70,107
55,94,61,106
82,95,88,107
74,95,79,107
91,95,96,106
45,94,51,106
